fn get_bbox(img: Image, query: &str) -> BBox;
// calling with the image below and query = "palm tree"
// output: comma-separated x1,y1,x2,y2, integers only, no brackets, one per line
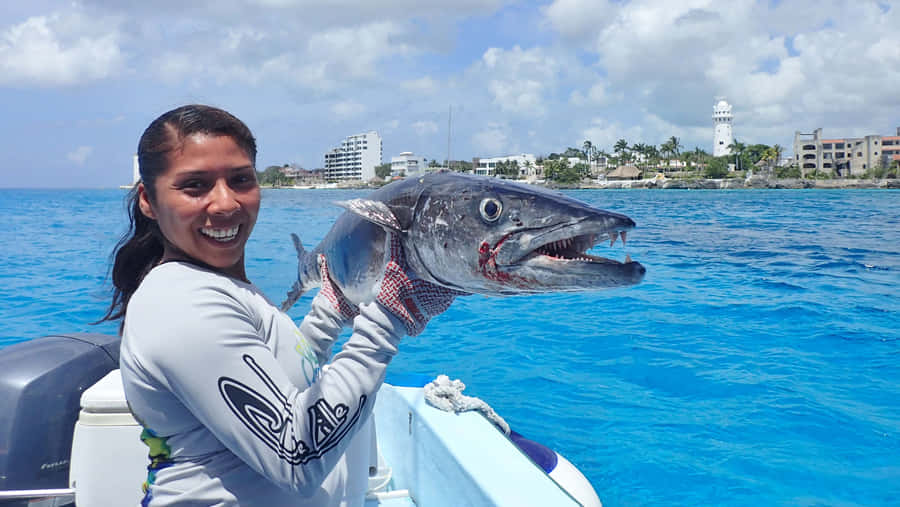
659,139,674,171
669,136,681,169
692,147,707,174
727,139,747,172
613,139,629,165
772,144,784,170
760,144,784,175
631,143,646,169
583,140,593,168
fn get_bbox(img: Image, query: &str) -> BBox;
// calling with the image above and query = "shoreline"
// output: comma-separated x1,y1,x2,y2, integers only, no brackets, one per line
568,177,900,190
259,177,900,191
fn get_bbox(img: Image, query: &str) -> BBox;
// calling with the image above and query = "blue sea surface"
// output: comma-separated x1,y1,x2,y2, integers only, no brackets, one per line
1,187,899,505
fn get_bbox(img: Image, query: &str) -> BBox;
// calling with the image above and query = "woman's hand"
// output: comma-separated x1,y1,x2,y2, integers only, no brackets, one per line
316,254,359,321
374,232,467,336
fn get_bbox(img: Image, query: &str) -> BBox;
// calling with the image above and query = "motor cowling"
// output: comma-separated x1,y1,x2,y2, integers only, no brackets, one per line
0,334,119,492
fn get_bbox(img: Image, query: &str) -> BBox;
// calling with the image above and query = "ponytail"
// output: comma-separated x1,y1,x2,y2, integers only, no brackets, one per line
97,186,164,329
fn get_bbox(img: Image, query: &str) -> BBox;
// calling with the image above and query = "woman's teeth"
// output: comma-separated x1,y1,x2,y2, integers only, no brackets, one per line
201,225,240,242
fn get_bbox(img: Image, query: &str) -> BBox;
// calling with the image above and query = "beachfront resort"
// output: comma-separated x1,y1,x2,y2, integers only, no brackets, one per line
207,98,900,189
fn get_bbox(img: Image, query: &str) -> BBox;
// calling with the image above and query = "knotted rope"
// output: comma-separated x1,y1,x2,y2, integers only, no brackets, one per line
423,375,510,435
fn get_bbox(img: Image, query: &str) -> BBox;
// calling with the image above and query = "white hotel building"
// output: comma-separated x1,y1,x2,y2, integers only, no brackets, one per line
390,152,424,179
474,154,538,178
323,131,383,181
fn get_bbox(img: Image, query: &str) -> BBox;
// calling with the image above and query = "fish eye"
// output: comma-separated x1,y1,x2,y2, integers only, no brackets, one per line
479,198,503,222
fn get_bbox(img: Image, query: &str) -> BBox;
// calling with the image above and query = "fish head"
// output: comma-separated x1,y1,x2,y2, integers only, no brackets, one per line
400,173,645,295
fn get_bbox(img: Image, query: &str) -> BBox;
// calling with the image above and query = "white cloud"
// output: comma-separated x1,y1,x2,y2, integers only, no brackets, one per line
541,0,615,43
570,82,614,106
472,123,515,155
412,120,439,137
0,8,125,86
67,146,93,166
477,46,566,116
4,0,900,188
402,76,438,95
582,119,643,153
543,0,900,152
331,100,366,118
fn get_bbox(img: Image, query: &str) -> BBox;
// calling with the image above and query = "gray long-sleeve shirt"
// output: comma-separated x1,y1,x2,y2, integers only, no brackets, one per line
119,261,404,506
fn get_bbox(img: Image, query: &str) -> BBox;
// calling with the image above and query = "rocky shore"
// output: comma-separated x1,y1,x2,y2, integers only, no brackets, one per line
576,177,900,190
263,177,900,191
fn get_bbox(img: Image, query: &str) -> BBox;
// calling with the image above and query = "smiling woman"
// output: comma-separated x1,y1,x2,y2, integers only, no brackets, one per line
137,134,260,281
94,104,459,506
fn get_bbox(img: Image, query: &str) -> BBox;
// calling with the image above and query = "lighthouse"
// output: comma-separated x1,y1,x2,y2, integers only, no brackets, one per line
712,98,733,157
132,154,140,184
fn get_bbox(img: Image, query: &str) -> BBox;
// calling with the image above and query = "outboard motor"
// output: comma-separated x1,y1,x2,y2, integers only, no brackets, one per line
0,333,119,504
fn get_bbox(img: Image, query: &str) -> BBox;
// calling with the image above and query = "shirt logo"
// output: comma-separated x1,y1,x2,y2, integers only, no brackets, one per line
218,354,366,464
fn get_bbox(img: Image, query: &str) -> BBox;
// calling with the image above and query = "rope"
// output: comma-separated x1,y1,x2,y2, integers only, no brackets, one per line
423,375,510,435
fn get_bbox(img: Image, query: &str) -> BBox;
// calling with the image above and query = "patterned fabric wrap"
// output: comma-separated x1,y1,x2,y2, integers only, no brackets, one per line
376,233,466,336
317,254,360,321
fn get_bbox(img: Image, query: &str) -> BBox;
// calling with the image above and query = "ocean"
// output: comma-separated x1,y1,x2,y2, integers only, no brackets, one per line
1,187,898,505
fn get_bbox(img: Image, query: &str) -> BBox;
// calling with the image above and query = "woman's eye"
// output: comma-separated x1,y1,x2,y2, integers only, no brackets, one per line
181,180,207,190
479,198,502,222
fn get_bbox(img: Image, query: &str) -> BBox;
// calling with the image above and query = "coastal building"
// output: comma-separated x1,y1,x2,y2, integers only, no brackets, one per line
792,127,900,177
390,152,423,179
473,154,538,178
323,131,383,181
712,99,734,157
279,165,325,186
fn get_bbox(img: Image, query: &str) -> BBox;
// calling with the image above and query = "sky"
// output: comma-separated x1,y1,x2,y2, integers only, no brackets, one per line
1,0,898,188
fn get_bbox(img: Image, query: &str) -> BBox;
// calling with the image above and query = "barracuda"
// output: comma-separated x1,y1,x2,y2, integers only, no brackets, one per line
280,172,645,310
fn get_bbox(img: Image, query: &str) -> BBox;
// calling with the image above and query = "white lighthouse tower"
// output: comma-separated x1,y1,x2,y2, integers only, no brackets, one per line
132,154,140,184
712,98,733,157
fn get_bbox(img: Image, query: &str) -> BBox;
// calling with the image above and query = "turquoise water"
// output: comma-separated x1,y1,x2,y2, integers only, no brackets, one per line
2,187,899,505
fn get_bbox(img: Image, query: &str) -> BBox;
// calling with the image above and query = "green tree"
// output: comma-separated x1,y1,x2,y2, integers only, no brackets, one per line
659,139,674,170
631,143,648,170
562,147,584,159
744,144,771,165
258,165,290,186
613,139,629,164
646,145,660,169
499,160,520,178
704,157,730,178
375,162,392,180
776,164,801,178
669,136,681,161
543,159,583,184
761,145,783,175
727,139,748,172
453,160,474,172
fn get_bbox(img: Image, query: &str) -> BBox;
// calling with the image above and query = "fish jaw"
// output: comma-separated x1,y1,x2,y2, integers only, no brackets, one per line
475,214,645,293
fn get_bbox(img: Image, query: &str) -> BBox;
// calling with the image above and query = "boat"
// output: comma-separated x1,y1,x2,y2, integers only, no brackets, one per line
0,333,602,506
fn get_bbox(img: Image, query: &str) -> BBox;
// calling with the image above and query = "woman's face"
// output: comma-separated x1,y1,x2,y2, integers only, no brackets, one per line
139,133,260,280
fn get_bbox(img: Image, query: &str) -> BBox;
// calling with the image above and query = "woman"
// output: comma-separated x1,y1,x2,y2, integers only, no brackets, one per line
101,104,457,506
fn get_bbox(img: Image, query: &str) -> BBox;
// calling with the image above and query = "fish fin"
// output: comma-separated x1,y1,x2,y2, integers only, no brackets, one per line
280,281,303,312
335,199,403,232
280,233,313,312
291,232,306,260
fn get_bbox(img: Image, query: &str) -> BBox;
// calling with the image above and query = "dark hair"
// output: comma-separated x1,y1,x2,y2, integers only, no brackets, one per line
98,105,257,328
